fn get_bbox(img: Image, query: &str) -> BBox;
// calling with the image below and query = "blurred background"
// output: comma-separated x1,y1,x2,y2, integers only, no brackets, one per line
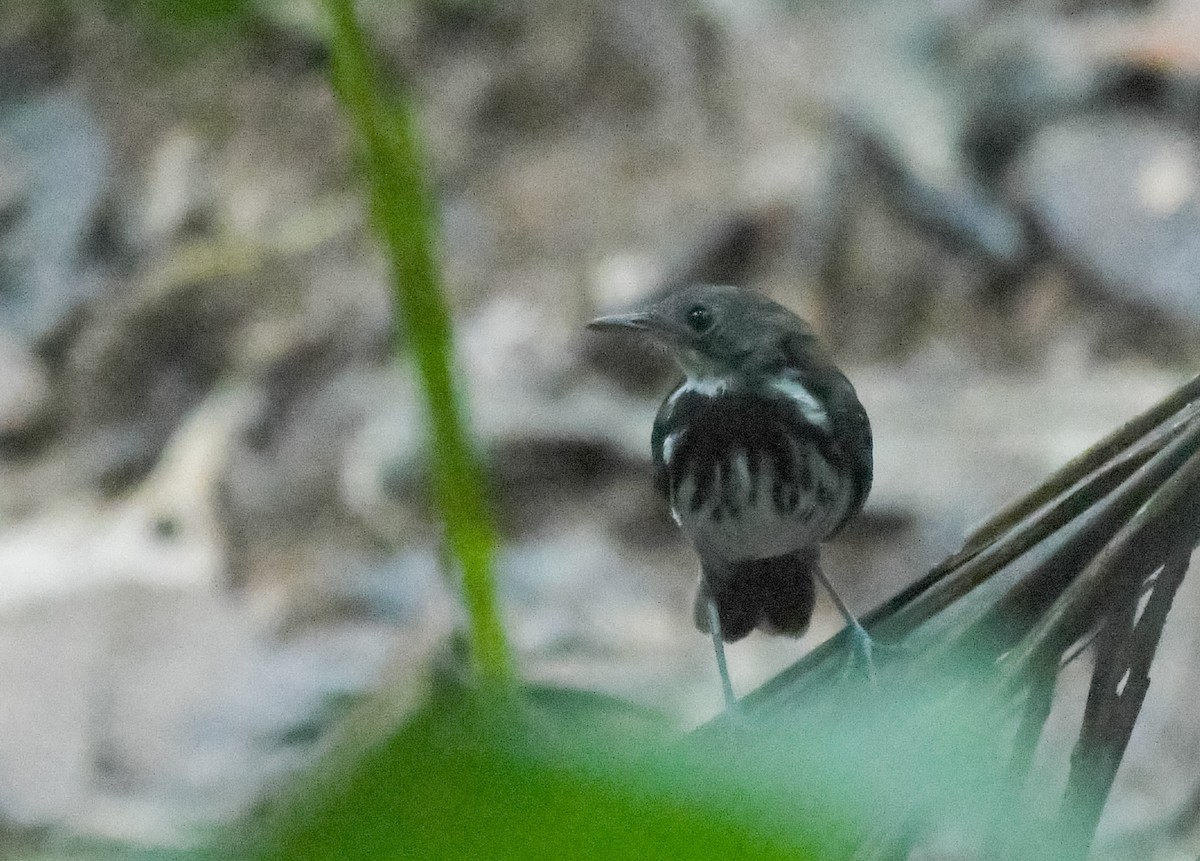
1,0,1200,853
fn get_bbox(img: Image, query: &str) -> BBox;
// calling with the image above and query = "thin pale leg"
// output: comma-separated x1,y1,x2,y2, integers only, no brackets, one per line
705,595,739,711
812,567,877,684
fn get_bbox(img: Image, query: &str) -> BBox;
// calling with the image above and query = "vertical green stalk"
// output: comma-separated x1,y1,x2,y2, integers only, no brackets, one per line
325,0,513,691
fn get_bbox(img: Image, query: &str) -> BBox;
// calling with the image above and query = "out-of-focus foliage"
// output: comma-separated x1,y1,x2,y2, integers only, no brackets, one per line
230,678,847,861
224,659,1072,861
326,0,512,689
217,639,1114,861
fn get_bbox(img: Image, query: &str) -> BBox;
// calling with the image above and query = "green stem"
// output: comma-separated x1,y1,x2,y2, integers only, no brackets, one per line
325,0,513,691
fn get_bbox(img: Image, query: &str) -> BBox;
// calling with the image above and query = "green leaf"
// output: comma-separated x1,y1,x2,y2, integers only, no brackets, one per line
227,680,857,861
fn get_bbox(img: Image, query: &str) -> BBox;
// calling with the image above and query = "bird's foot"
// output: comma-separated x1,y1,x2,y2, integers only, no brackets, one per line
705,598,742,714
838,620,879,687
836,623,912,688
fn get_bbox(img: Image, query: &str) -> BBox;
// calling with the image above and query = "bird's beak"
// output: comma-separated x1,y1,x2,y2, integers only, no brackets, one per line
586,311,659,334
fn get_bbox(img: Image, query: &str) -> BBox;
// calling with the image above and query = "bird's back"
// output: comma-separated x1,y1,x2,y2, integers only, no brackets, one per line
654,377,865,556
652,371,870,642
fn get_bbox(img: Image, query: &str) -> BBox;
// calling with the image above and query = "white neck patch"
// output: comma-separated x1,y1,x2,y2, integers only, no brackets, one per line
681,376,730,398
770,378,830,430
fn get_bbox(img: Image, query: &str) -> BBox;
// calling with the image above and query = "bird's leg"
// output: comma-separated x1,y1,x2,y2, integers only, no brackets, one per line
703,590,739,711
811,567,877,685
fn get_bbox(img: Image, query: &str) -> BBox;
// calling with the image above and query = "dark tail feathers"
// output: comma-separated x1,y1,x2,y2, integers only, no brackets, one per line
694,546,818,643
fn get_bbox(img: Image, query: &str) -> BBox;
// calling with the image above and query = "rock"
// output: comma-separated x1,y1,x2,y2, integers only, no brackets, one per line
132,128,209,250
844,121,1030,272
957,15,1108,175
0,391,247,613
1012,114,1200,325
0,328,51,444
62,277,247,495
0,91,111,347
831,1,1031,271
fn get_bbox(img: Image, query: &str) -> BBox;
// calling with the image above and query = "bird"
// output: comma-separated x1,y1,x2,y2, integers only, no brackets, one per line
587,284,874,708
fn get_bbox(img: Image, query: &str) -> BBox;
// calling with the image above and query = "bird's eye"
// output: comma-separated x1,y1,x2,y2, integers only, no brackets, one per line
685,304,713,333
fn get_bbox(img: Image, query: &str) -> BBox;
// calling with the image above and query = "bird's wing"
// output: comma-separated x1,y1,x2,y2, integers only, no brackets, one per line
650,382,685,498
777,335,874,528
832,383,873,527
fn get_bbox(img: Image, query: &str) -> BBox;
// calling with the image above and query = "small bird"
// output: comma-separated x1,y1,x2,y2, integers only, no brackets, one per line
588,284,874,708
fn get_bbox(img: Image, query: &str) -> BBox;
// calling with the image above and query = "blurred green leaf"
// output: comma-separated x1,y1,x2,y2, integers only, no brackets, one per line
230,679,846,861
224,648,1098,861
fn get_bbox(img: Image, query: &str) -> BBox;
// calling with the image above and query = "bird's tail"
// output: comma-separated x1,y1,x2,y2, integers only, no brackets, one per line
694,546,818,643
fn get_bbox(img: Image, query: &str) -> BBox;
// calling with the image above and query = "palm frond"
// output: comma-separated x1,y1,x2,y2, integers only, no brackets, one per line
720,373,1200,859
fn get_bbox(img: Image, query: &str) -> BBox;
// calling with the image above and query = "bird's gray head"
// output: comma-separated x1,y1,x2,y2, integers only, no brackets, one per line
587,284,816,380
